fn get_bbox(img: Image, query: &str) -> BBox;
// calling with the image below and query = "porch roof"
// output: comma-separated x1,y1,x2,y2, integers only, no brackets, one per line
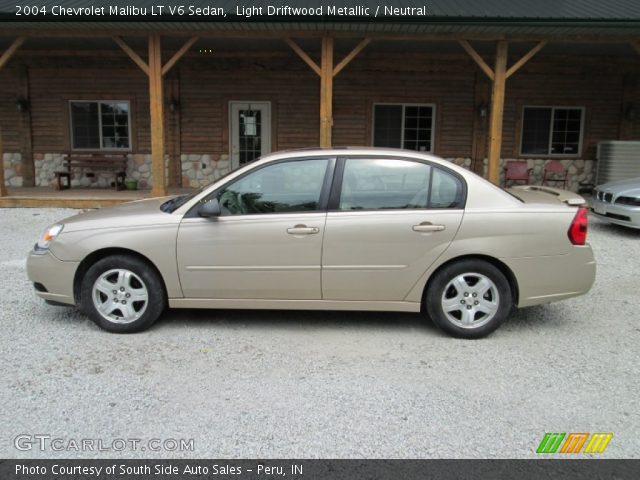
1,1,640,40
1,0,640,21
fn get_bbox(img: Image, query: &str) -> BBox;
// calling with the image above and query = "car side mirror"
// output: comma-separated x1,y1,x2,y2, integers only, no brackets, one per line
198,198,221,218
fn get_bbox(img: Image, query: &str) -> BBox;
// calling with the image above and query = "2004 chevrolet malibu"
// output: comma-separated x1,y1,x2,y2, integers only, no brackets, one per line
27,148,596,338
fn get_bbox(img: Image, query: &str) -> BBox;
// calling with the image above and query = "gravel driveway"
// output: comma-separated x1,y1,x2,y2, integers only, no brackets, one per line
1,207,638,458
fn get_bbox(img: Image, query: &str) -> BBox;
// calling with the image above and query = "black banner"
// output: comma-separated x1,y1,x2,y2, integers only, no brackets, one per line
2,460,640,480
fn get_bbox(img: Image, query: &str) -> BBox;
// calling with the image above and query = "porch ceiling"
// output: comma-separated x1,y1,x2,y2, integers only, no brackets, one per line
2,36,640,59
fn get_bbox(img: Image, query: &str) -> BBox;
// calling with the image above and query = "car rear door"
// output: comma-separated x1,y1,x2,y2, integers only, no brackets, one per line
321,156,464,301
176,157,334,300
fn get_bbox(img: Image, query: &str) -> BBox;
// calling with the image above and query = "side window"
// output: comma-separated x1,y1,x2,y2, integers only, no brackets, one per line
339,159,431,210
430,168,464,208
217,159,328,215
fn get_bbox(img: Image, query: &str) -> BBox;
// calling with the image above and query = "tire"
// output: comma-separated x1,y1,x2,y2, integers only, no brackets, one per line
80,254,166,333
425,259,512,339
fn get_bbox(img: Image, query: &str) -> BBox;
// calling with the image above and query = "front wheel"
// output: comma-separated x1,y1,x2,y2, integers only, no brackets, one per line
80,255,166,333
425,259,512,339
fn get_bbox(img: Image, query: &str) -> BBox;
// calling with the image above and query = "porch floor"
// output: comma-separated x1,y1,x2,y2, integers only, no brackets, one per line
0,187,195,209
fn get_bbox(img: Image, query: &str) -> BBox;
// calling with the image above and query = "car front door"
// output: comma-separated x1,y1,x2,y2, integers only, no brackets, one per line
322,157,465,301
177,157,333,300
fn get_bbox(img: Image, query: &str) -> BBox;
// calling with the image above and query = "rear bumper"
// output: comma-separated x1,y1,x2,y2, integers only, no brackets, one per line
26,250,79,306
590,198,640,229
506,245,596,308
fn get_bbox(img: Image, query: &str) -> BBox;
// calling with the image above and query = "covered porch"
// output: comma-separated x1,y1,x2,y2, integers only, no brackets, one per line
2,15,640,207
0,186,192,208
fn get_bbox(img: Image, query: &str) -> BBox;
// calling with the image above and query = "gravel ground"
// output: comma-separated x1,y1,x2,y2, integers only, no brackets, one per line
1,207,638,459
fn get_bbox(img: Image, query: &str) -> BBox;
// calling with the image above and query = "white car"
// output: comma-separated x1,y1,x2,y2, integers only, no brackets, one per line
591,178,640,229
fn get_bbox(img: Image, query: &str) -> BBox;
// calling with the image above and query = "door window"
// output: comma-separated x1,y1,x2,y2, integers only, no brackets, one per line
230,102,271,169
217,159,329,215
338,159,464,210
339,159,432,210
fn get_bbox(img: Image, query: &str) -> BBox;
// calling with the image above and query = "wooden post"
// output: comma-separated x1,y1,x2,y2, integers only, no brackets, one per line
488,41,508,185
115,35,196,195
0,127,5,197
18,64,34,187
0,37,26,197
619,74,637,140
167,73,182,188
320,36,334,148
471,73,491,175
148,34,166,197
286,36,368,148
460,39,545,182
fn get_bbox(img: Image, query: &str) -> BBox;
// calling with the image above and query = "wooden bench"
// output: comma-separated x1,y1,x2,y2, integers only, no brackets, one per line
54,153,128,190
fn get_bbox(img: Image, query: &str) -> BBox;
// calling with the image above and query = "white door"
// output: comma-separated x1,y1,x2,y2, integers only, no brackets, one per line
230,102,271,170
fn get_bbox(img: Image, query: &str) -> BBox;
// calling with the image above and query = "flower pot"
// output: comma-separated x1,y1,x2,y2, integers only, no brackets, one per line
124,179,138,190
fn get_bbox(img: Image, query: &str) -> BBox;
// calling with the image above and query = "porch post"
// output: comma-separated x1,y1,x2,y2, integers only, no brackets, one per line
320,36,334,148
461,39,545,184
148,34,167,197
0,36,26,197
487,41,508,185
0,129,5,197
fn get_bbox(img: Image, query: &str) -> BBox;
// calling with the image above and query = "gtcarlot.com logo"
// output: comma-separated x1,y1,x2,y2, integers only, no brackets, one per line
14,434,195,452
536,432,613,454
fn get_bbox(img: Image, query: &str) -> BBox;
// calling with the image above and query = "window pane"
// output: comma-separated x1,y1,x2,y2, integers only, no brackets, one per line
100,101,130,149
373,105,402,148
217,159,328,215
550,108,582,155
521,107,552,155
70,102,100,149
430,168,464,209
403,106,433,152
339,159,431,210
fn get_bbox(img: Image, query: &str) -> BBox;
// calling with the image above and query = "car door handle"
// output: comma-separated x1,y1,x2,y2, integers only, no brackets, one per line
412,222,446,233
287,225,320,235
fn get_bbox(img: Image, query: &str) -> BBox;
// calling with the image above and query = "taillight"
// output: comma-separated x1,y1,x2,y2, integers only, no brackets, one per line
568,207,588,245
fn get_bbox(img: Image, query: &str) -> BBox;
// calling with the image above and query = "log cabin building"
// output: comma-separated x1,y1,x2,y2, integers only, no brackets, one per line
2,1,640,205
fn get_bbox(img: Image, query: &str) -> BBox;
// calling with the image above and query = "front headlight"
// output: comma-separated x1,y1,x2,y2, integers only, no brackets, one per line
35,224,64,252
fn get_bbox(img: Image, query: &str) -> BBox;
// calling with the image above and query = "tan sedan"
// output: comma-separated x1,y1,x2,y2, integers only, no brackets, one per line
27,148,596,338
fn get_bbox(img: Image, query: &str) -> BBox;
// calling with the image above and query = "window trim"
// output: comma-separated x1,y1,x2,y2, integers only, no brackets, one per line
371,103,436,153
68,100,132,151
519,105,585,158
328,155,467,212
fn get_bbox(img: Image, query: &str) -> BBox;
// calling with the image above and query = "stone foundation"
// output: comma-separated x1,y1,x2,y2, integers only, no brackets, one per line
477,158,595,192
126,154,167,190
4,152,595,193
180,154,231,188
3,153,23,187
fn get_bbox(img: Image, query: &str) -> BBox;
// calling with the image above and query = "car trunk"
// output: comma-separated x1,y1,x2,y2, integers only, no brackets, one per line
507,185,587,207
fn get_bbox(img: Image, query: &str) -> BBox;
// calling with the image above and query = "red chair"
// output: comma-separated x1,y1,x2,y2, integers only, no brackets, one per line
542,160,568,189
503,161,532,187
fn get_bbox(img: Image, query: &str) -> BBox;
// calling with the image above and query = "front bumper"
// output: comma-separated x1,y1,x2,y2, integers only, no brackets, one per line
26,250,80,306
590,198,640,229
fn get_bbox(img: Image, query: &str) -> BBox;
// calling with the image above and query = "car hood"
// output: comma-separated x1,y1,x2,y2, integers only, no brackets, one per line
58,197,178,232
597,177,640,196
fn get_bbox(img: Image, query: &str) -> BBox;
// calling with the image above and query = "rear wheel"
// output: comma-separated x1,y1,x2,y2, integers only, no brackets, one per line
80,255,166,333
425,259,512,339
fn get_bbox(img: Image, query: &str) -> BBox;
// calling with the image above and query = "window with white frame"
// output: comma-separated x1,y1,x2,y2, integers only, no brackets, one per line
69,101,131,150
373,104,435,152
520,106,584,156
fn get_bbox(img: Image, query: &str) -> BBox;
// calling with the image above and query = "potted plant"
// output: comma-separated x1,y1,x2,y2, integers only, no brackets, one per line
124,178,138,190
